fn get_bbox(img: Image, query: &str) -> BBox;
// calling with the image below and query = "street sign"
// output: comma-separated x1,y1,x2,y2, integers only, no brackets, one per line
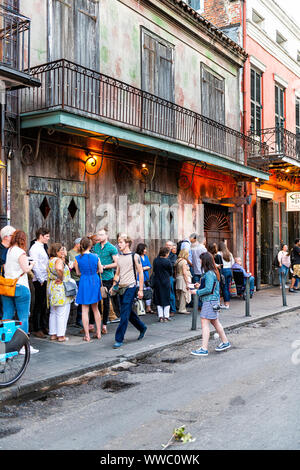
286,192,300,212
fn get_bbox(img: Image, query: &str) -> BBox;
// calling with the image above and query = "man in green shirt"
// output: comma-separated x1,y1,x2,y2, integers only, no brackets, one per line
94,228,118,333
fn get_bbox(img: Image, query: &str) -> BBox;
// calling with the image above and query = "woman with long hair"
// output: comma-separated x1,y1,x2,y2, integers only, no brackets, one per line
2,230,38,354
74,237,103,342
47,243,74,342
153,247,173,322
136,243,153,313
190,252,231,356
217,241,234,309
174,249,192,314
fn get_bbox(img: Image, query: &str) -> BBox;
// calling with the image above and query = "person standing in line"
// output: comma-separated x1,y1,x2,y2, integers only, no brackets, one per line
67,238,82,327
153,247,173,322
166,240,177,316
47,243,73,342
217,241,234,309
29,227,50,338
175,249,192,314
289,239,300,293
136,243,153,313
110,235,147,348
2,230,39,354
190,252,231,357
277,244,290,289
0,225,16,320
190,236,207,283
94,228,118,334
74,237,103,342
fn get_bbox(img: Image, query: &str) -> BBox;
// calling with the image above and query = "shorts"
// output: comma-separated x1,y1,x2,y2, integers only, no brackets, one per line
200,300,219,320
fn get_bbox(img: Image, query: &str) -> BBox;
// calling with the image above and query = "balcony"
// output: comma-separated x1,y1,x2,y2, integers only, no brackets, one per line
20,59,269,174
0,4,40,90
248,125,300,169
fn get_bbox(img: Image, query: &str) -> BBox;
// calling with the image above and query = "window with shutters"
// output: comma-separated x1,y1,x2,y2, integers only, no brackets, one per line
275,84,285,128
250,68,262,136
48,0,99,69
141,28,174,102
296,98,300,135
201,65,225,124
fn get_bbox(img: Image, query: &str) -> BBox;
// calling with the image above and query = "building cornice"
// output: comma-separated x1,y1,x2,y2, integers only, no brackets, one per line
247,20,300,79
139,0,247,66
260,0,300,41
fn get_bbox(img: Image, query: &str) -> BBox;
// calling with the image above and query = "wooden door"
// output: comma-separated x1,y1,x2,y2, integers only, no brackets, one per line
255,199,261,290
272,201,280,285
141,29,174,137
29,177,86,249
204,204,232,251
280,202,288,246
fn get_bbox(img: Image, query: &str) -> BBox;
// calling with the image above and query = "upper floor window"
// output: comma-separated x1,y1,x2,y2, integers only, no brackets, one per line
275,84,285,128
276,31,287,49
296,98,300,135
201,65,225,124
184,0,203,13
297,51,300,64
141,28,174,102
250,68,262,135
252,9,265,29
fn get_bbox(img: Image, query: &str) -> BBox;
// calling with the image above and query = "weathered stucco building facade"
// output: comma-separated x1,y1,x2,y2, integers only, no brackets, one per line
9,0,268,260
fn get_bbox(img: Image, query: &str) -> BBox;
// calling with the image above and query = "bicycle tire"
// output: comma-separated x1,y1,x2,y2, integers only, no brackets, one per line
0,329,31,388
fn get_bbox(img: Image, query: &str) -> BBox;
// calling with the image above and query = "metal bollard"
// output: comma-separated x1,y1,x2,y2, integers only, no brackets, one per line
245,276,251,317
192,292,198,330
281,271,287,306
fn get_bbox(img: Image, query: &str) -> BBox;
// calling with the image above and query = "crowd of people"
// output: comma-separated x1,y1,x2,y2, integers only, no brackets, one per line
1,223,299,356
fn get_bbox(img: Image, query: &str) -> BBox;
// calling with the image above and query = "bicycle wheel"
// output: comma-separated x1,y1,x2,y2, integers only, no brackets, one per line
0,329,30,388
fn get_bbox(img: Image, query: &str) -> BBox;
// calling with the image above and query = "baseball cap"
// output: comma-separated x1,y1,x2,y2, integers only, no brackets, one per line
74,237,82,244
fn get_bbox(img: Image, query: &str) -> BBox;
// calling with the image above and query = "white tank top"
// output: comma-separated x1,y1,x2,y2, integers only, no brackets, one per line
4,246,29,289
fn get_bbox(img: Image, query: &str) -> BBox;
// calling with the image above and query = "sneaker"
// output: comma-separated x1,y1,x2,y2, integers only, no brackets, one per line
113,341,123,348
138,325,147,340
191,348,208,356
220,305,229,309
289,288,296,293
19,345,39,355
215,342,231,352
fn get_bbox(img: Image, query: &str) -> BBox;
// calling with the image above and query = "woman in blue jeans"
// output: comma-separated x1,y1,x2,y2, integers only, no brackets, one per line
217,241,234,310
2,230,39,354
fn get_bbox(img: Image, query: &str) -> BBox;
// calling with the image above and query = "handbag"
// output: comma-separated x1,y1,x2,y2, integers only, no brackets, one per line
229,279,237,297
99,271,108,299
0,273,25,297
63,278,78,297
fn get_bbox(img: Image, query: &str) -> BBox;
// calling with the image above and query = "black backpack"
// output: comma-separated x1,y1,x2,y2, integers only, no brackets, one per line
176,240,184,256
273,252,280,268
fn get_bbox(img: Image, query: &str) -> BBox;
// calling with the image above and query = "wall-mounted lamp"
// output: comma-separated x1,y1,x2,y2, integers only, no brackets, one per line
141,163,149,177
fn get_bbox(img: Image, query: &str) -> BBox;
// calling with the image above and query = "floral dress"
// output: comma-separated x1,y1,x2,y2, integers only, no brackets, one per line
47,257,73,307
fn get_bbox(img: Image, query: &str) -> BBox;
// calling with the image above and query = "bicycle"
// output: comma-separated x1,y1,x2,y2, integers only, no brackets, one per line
0,319,30,388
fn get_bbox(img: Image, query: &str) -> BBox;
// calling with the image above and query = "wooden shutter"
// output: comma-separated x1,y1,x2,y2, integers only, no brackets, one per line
255,198,261,290
201,65,225,124
280,202,288,246
142,29,174,100
75,0,99,70
48,0,74,62
272,201,280,285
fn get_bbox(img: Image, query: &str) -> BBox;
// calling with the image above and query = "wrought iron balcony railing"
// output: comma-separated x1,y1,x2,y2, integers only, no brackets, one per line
0,4,31,72
249,125,300,165
20,59,268,170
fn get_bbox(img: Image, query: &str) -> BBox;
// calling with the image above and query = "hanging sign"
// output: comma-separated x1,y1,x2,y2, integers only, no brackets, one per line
286,192,300,212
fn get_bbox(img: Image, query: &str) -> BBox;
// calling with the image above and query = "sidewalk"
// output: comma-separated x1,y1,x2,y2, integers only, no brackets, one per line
1,286,299,403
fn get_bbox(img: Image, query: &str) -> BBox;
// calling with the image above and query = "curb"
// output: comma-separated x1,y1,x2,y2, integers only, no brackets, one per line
0,305,299,404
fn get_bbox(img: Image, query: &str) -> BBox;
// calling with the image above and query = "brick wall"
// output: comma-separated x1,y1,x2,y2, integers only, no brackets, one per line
202,0,241,28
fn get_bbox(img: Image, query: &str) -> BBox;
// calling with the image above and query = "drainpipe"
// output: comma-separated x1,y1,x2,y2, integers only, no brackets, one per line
241,0,251,272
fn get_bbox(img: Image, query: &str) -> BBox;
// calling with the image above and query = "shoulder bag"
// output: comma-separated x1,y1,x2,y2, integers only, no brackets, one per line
132,254,153,301
0,272,25,297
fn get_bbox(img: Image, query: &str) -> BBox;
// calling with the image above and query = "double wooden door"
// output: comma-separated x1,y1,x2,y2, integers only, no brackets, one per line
28,177,86,250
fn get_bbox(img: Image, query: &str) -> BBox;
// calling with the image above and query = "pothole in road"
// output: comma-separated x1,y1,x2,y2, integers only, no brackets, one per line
101,379,138,393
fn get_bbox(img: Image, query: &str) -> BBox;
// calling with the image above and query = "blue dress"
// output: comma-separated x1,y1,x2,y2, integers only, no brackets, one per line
76,253,102,305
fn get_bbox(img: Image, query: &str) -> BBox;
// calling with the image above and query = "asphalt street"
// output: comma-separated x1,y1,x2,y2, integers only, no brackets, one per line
0,310,299,450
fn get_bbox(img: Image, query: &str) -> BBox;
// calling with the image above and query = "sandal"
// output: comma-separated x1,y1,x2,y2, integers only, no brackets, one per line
93,334,101,340
83,336,90,342
50,335,58,341
159,318,164,323
101,326,107,334
57,337,69,342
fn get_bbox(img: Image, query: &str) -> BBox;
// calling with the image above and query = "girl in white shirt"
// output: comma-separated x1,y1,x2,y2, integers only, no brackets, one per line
2,230,39,354
278,244,290,288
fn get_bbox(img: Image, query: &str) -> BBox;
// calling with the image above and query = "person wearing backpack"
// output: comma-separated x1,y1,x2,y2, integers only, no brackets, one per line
109,235,147,348
289,239,300,293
